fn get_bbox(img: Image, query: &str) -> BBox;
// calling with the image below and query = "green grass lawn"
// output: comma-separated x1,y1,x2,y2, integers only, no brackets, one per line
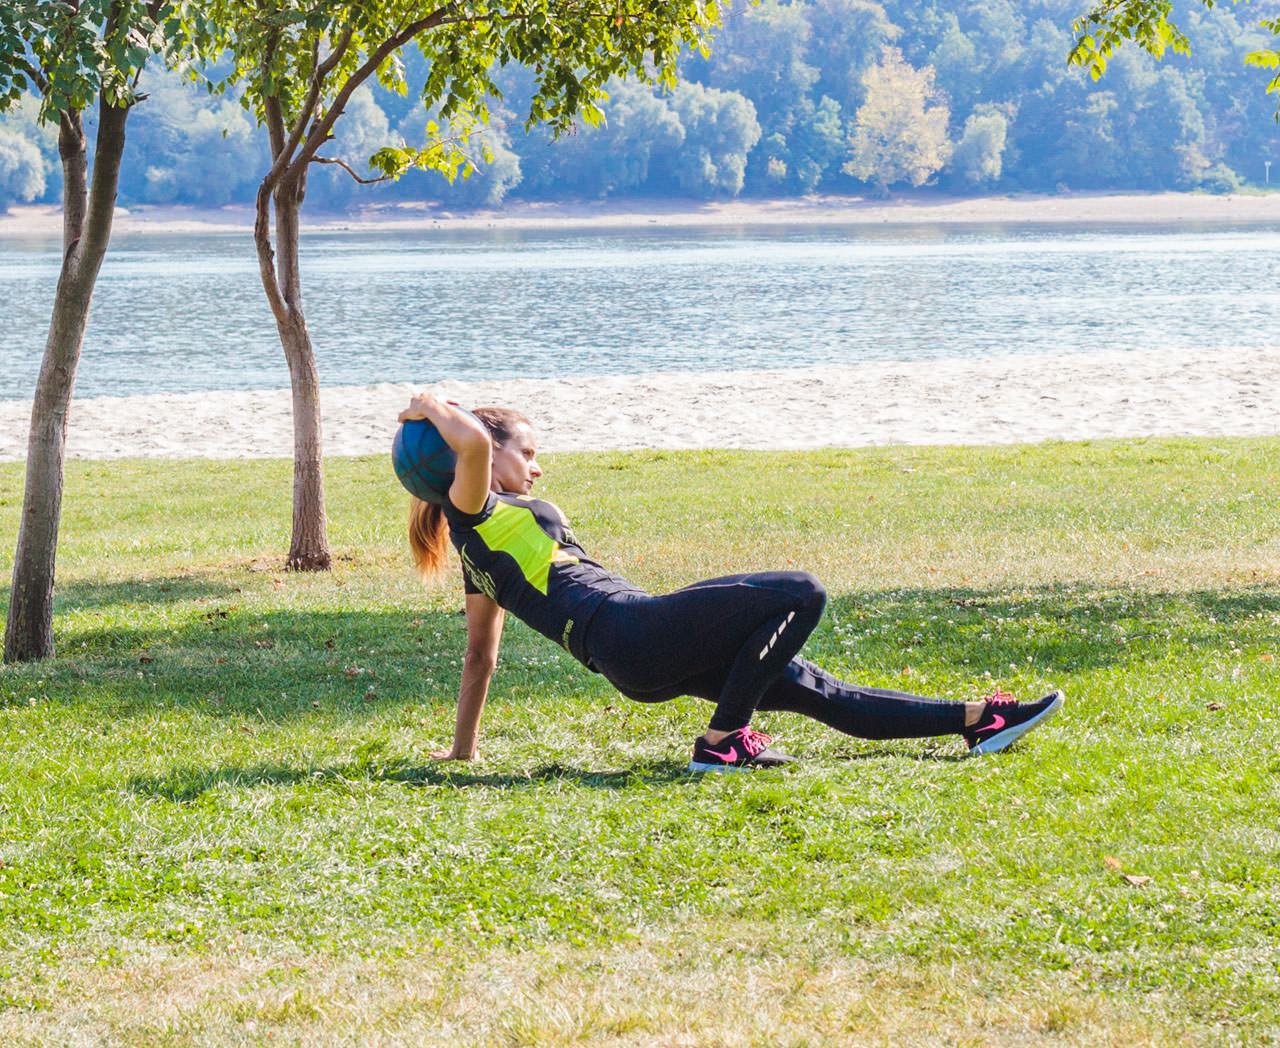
0,438,1277,1046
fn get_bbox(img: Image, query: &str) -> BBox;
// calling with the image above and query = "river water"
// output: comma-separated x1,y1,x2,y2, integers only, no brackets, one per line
0,221,1277,401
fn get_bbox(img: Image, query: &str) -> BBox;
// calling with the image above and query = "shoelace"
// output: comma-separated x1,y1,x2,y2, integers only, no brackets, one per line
739,728,773,756
982,689,1015,707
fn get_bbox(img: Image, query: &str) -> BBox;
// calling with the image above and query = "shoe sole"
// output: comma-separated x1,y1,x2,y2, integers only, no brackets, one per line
969,690,1064,756
688,760,748,773
687,759,793,773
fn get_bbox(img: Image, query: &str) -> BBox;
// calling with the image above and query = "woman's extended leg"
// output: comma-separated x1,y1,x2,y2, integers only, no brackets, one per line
584,573,1063,766
757,658,1064,754
756,658,967,738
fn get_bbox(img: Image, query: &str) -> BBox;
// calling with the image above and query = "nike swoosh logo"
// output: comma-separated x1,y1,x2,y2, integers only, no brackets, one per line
705,746,739,762
983,714,1006,734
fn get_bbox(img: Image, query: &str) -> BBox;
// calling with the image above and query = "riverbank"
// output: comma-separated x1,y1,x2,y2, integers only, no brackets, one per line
0,345,1275,461
5,189,1280,236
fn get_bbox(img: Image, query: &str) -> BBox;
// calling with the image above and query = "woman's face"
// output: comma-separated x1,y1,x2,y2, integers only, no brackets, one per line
490,422,543,495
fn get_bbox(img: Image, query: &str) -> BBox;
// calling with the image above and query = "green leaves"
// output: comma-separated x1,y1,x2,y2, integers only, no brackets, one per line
1069,1,1280,111
0,0,183,119
1070,2,1200,79
188,0,718,179
1069,0,1196,83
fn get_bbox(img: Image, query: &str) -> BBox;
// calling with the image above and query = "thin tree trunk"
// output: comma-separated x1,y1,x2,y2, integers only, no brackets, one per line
254,165,331,571
5,101,129,662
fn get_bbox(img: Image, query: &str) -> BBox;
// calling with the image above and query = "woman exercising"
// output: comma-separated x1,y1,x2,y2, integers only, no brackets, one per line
402,394,1063,770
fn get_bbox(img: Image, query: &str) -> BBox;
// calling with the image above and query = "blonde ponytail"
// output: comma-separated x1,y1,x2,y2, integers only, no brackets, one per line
408,497,450,580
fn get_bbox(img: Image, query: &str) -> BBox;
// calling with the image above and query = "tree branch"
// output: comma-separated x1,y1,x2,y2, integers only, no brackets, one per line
80,98,129,266
316,24,355,80
311,156,396,184
255,26,291,322
275,25,355,182
291,5,459,173
16,55,49,97
259,27,290,191
103,0,122,54
254,179,289,323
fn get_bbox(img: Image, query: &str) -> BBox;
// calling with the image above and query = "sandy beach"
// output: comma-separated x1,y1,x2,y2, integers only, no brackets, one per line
5,189,1280,236
0,345,1275,461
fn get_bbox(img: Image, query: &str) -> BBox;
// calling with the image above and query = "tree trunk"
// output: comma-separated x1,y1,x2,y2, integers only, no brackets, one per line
4,102,130,662
259,169,330,571
280,311,331,572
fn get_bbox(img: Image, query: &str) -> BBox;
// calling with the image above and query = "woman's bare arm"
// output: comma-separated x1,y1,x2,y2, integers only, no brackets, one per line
398,393,492,514
431,592,505,760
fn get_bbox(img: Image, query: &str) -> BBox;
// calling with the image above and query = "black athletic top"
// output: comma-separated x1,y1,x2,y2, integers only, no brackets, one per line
443,492,643,665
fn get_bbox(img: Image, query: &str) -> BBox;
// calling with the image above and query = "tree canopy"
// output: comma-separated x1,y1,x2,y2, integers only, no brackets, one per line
187,0,720,187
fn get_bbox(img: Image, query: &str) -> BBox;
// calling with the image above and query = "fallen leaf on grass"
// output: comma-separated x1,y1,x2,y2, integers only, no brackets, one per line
1105,855,1152,884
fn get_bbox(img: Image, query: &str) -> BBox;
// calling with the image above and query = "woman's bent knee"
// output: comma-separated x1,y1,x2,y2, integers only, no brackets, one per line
789,571,827,616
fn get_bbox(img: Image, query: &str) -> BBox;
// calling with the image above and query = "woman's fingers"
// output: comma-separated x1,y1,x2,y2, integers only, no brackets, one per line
398,392,440,422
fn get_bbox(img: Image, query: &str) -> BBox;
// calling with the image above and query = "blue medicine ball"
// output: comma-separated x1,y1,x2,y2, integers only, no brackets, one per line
391,418,459,505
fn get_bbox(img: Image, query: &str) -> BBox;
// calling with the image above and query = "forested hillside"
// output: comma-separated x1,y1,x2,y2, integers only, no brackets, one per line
3,0,1279,210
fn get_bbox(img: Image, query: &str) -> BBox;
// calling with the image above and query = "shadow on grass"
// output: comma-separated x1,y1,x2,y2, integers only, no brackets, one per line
1,575,251,615
49,578,250,611
127,757,695,802
8,577,1276,724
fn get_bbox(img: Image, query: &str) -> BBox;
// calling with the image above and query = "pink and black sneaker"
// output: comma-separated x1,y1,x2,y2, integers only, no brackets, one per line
964,689,1064,755
689,727,795,772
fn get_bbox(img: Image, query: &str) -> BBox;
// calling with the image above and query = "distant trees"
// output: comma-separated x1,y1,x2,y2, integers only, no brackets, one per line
806,0,900,116
0,97,56,207
518,77,687,199
843,47,951,194
4,1,1279,216
662,82,762,196
951,105,1010,187
0,127,44,207
123,72,266,206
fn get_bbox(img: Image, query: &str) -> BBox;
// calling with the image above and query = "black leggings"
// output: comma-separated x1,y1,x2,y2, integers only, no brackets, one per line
582,571,967,737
